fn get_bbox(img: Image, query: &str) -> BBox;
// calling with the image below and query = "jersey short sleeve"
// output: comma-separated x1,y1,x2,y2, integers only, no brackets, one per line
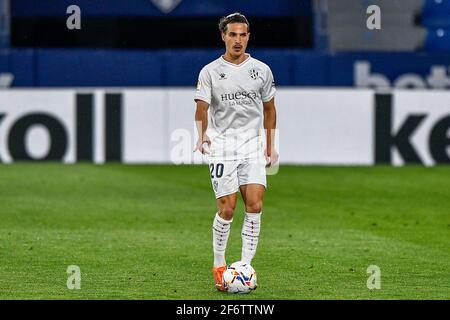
194,67,212,104
261,66,276,103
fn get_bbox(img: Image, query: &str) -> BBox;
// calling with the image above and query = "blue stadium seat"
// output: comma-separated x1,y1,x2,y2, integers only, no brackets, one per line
421,0,450,28
424,28,450,51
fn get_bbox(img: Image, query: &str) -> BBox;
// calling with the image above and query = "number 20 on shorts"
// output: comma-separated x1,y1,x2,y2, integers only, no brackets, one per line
210,163,224,178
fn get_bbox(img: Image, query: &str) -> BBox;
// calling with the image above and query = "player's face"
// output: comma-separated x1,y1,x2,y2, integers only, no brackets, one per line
222,23,250,58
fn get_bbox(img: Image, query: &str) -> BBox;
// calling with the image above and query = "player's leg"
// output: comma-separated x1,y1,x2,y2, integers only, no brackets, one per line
240,183,264,213
237,158,266,265
212,193,237,291
213,192,237,267
209,160,239,291
239,184,265,265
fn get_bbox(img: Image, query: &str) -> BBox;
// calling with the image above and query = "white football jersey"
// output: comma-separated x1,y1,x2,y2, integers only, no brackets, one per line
194,54,276,160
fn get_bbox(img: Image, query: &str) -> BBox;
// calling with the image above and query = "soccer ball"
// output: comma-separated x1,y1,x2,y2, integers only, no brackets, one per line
222,261,257,294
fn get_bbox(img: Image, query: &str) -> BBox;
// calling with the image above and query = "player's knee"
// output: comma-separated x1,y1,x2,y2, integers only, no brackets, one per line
246,201,262,213
219,207,235,220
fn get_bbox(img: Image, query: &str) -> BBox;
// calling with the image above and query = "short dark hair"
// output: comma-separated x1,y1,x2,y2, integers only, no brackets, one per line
218,12,250,34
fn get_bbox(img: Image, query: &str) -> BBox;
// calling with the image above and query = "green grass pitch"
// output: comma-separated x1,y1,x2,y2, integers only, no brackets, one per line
0,164,449,300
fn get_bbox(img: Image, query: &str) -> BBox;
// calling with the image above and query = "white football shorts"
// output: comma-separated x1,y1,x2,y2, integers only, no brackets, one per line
208,157,267,199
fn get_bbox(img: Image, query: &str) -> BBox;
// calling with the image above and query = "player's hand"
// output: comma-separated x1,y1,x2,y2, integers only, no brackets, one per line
194,135,211,154
265,148,279,167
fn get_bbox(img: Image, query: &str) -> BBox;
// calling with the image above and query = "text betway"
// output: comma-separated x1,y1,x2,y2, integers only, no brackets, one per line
356,61,450,89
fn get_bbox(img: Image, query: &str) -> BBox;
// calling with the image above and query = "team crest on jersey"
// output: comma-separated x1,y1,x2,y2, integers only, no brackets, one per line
249,69,259,80
213,180,219,192
219,73,227,80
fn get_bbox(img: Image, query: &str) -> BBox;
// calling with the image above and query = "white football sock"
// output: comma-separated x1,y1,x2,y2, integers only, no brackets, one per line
212,212,232,267
241,212,261,264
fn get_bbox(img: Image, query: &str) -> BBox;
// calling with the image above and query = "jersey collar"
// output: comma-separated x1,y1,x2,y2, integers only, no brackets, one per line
220,54,251,68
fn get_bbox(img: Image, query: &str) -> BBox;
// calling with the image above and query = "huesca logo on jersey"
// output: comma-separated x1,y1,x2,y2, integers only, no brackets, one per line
221,91,258,102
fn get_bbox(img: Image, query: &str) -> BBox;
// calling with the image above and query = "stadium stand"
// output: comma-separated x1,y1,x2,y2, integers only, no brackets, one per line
420,0,450,51
0,0,9,47
314,0,426,51
424,28,450,51
421,0,450,28
10,0,312,49
1,0,450,87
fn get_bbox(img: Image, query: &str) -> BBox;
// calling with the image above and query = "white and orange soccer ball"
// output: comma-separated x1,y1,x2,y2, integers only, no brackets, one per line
222,261,257,294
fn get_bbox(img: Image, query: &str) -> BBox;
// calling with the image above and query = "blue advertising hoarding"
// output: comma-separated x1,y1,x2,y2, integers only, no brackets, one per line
1,49,450,88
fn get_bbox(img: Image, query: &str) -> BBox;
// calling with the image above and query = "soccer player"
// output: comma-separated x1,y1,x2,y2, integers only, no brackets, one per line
194,12,278,292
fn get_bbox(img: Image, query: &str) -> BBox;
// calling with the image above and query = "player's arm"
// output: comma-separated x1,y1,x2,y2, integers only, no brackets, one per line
263,97,278,166
194,99,211,154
